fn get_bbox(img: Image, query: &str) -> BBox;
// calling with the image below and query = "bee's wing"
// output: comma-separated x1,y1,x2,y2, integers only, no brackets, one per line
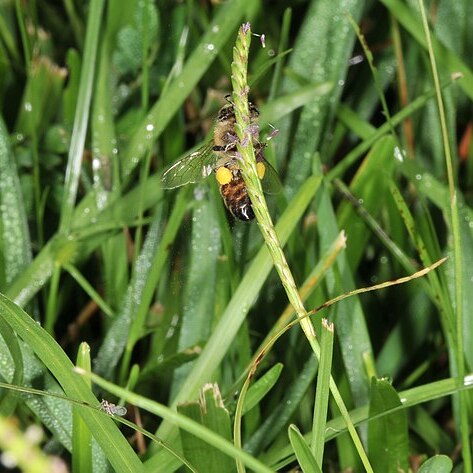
161,142,218,189
112,405,127,416
261,159,283,195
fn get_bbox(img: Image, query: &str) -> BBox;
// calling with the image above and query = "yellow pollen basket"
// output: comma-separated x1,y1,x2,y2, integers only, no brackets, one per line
256,162,266,180
216,166,233,185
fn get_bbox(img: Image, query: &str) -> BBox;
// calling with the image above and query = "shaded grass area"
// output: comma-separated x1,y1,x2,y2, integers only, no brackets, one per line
0,0,472,471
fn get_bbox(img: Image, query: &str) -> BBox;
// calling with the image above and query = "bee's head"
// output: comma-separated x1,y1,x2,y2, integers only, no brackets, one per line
217,103,235,122
218,95,260,122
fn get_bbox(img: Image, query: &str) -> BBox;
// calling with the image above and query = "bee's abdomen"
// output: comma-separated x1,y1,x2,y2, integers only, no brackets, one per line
220,174,255,221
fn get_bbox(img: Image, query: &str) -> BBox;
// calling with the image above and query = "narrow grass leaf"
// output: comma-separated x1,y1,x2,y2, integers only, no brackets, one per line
72,343,93,473
172,197,221,394
242,363,283,415
0,316,23,416
409,407,454,453
14,57,67,138
245,355,317,455
337,135,396,268
60,0,105,232
278,0,365,199
259,81,333,129
115,188,189,380
0,294,144,472
311,319,334,466
367,378,408,473
266,374,473,469
316,184,372,406
94,214,164,378
380,0,473,101
288,424,321,473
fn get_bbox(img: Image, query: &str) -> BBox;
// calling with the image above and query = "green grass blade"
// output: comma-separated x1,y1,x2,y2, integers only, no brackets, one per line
242,363,283,415
311,319,334,466
178,384,235,473
122,0,251,178
59,0,105,232
72,343,93,473
368,378,409,473
0,293,144,472
278,0,364,198
380,0,473,101
245,356,317,455
337,135,396,268
266,374,473,469
113,188,189,381
418,455,453,473
156,175,322,439
0,116,31,286
0,316,23,416
288,424,321,473
172,196,221,393
83,371,273,473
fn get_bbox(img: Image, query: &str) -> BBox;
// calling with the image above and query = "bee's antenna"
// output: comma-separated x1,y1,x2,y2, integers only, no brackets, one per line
224,94,233,105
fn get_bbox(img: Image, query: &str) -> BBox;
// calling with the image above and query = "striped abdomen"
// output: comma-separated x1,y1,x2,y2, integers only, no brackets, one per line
219,170,255,221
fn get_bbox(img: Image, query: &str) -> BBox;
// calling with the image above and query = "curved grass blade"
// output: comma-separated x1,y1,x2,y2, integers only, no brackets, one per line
288,425,321,473
0,293,144,472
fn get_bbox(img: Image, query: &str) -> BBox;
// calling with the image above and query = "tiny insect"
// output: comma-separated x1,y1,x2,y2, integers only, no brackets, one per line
100,399,127,417
160,101,279,221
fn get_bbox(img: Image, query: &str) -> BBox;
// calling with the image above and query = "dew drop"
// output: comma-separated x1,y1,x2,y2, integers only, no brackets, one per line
393,146,404,162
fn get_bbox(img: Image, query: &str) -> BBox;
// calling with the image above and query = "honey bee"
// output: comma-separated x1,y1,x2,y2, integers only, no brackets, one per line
160,102,279,221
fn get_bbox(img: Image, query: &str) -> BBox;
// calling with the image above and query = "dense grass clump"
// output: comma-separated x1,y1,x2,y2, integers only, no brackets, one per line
0,1,472,472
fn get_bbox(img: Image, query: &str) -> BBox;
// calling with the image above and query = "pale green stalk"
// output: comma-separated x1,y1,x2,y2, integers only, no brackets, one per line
230,23,373,473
